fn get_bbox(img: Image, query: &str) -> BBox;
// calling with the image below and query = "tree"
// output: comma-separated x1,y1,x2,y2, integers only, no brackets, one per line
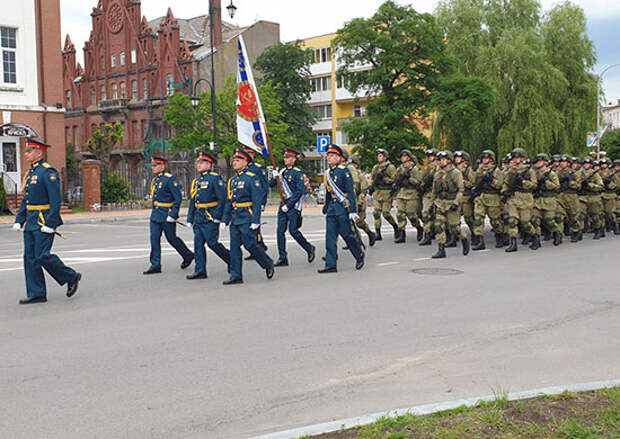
600,129,620,160
333,0,455,169
86,122,123,177
255,42,317,149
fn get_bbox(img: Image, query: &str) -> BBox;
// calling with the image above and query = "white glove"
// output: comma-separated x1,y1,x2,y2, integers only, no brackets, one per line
212,219,221,224
166,216,176,223
12,223,21,231
249,223,260,230
349,213,359,222
41,225,55,234
272,169,279,179
281,205,289,213
186,222,192,228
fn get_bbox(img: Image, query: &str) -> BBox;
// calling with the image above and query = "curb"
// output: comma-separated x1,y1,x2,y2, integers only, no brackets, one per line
248,378,620,439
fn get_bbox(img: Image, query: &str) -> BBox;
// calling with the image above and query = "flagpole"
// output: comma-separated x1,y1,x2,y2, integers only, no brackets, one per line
262,122,286,204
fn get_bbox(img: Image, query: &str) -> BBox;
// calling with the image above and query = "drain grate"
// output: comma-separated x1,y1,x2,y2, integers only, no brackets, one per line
411,267,464,276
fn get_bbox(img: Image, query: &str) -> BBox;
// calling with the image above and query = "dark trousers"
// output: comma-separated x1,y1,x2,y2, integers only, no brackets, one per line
193,222,230,274
325,214,363,268
277,208,313,261
229,223,273,280
149,221,193,270
23,230,77,299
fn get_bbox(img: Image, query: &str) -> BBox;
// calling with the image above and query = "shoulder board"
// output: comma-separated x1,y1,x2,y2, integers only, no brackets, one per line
255,163,263,168
338,165,346,169
210,172,219,176
42,162,52,168
293,167,301,171
245,171,256,177
164,173,173,177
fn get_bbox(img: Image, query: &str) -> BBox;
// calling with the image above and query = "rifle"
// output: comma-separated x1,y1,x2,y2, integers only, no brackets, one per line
534,173,550,198
559,173,572,192
391,169,411,197
469,172,493,202
420,173,434,195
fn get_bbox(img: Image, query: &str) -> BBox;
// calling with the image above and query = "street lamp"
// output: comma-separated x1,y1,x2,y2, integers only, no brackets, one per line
596,63,620,158
226,1,237,19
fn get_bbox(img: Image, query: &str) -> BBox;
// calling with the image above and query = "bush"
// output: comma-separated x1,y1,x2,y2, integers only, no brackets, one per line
101,173,131,203
0,177,7,212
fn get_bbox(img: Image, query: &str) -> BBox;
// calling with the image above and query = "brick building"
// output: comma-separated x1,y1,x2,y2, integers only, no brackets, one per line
0,0,66,205
63,0,279,183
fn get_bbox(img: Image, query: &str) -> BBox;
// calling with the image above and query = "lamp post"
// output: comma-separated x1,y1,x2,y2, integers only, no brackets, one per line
596,63,620,158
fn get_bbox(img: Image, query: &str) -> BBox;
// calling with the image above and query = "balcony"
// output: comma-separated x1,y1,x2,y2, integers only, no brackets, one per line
99,98,129,113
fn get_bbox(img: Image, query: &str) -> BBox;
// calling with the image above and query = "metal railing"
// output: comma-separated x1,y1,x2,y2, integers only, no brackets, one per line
0,169,19,212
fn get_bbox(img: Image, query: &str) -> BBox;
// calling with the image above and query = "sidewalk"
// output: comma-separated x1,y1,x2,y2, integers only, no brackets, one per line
0,204,327,225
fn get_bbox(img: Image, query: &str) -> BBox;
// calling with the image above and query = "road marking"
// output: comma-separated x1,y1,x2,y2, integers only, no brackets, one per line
376,261,400,267
414,257,430,261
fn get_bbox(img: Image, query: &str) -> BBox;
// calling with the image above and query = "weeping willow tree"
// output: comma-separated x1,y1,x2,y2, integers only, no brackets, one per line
434,0,597,159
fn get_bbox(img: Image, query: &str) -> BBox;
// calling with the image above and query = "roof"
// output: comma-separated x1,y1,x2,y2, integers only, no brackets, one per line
148,15,237,47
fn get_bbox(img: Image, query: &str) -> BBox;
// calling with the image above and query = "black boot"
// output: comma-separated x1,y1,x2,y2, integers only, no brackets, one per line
494,233,503,248
503,234,510,246
416,224,424,242
543,228,552,241
392,224,399,240
470,235,480,247
600,227,606,238
367,230,377,246
606,220,613,232
529,234,541,250
553,232,562,246
521,233,531,245
394,229,406,243
593,228,602,240
432,243,446,259
375,228,382,241
419,232,432,246
615,223,620,235
445,233,457,248
570,231,579,242
472,235,486,251
505,237,518,253
462,238,470,256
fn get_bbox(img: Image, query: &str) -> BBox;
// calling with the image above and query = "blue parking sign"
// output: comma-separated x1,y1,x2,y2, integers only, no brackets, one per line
317,135,331,153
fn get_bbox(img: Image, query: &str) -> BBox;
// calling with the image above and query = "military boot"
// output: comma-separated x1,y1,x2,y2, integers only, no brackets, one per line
416,224,424,241
600,228,606,238
593,228,602,240
392,224,400,240
462,238,470,256
521,233,531,245
570,231,580,243
375,228,382,241
445,233,457,248
615,223,620,235
394,229,406,243
472,235,486,251
419,232,432,246
367,230,377,246
543,228,552,241
503,234,510,246
529,234,541,250
505,237,518,253
432,243,446,259
494,233,503,248
605,219,613,232
553,232,562,246
471,235,480,247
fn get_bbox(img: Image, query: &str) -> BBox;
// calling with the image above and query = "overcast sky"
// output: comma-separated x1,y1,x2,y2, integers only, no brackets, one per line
60,0,620,102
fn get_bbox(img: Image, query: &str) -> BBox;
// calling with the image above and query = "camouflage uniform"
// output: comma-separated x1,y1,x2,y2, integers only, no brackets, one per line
578,159,605,238
599,159,616,232
530,154,561,249
455,151,476,237
419,149,439,246
556,156,582,241
370,149,398,239
611,160,620,234
348,155,376,245
394,150,423,243
471,150,504,249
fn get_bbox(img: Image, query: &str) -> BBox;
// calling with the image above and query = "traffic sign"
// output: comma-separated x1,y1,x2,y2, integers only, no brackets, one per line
317,135,330,153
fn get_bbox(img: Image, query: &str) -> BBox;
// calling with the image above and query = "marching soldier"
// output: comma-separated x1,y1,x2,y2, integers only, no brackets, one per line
556,155,583,242
599,158,616,233
186,151,231,279
143,156,194,274
530,153,561,249
419,148,440,246
501,148,537,252
348,155,376,246
12,138,81,304
430,151,470,258
454,151,476,244
271,148,316,267
244,147,269,259
370,148,399,241
471,150,504,250
578,157,605,239
612,159,620,234
318,144,365,273
221,148,275,284
340,149,365,248
393,149,423,243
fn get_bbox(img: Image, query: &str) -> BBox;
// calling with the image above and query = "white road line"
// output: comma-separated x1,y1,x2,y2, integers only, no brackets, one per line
414,257,430,261
376,261,400,267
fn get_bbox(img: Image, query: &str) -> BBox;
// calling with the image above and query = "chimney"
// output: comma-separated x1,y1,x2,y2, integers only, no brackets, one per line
211,0,222,47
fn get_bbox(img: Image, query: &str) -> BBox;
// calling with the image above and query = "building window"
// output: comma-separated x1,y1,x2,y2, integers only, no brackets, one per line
337,74,351,89
65,126,71,146
354,105,363,117
166,74,174,96
91,87,96,105
111,83,118,99
314,104,332,119
131,49,137,64
1,27,17,84
314,47,331,64
100,56,105,70
66,90,72,110
101,84,106,101
120,81,126,99
132,120,139,144
111,54,116,68
73,126,79,151
120,52,126,66
311,76,331,92
141,119,148,141
142,78,148,100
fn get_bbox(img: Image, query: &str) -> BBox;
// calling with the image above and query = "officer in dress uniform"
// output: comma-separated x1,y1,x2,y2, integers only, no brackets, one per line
186,151,230,279
270,148,316,267
244,147,269,259
143,156,194,274
221,148,275,285
12,138,81,304
318,144,365,273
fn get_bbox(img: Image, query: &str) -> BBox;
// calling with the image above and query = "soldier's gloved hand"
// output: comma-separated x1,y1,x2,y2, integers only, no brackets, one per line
186,222,192,228
41,225,55,234
449,204,458,212
166,216,176,223
249,223,260,230
272,169,279,179
322,204,328,215
212,218,221,224
281,205,289,213
349,213,359,222
12,223,21,232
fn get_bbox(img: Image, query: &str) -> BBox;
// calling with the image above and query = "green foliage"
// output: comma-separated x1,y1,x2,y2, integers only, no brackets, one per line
600,129,620,160
255,41,317,149
86,123,124,176
101,173,131,203
65,142,78,184
333,0,456,169
0,176,6,211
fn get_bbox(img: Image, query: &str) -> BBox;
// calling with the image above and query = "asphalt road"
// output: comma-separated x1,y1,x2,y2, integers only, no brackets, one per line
1,216,619,439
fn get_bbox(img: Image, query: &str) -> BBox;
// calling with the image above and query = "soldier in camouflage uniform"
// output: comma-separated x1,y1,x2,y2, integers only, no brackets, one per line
556,155,583,242
530,153,562,249
348,154,376,246
430,151,470,259
370,148,399,241
578,157,605,239
471,150,504,250
419,148,440,246
612,159,620,234
393,149,423,243
599,158,616,233
501,148,537,252
455,151,476,244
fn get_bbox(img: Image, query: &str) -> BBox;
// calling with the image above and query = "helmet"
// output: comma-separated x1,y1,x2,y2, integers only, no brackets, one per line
480,150,496,161
400,149,413,159
572,156,579,163
599,157,610,165
613,159,620,167
524,158,531,165
376,148,388,157
503,153,513,164
349,154,360,164
581,157,592,164
425,148,439,157
341,148,350,160
559,155,571,162
437,150,454,162
593,159,600,166
454,150,471,162
532,153,549,163
551,154,561,162
512,148,527,158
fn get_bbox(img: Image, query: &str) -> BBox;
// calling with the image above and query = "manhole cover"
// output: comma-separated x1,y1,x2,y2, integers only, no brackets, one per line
411,268,464,276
